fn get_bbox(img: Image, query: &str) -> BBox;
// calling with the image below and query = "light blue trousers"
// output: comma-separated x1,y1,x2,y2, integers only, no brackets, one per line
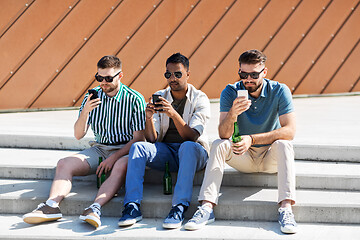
124,141,208,207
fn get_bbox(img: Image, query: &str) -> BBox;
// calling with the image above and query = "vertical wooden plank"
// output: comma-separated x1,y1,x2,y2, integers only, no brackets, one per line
295,4,360,94
201,0,299,98
0,0,76,88
273,0,358,93
32,0,160,108
129,0,235,99
0,0,120,110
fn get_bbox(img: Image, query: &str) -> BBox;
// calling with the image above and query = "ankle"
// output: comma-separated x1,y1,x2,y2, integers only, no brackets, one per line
46,199,59,208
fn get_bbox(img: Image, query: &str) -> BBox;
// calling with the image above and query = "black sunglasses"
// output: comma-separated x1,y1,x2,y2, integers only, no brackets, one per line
95,71,121,82
238,68,265,79
164,71,182,79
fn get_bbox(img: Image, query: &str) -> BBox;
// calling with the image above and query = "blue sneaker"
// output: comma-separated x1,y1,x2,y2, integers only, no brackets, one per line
278,207,298,234
162,204,187,229
118,203,142,227
184,205,215,230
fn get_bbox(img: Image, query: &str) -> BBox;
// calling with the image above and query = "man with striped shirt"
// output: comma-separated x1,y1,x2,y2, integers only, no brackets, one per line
23,55,146,229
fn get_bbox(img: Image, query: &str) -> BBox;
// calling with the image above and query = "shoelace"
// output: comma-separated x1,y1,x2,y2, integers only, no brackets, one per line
281,210,295,226
167,206,182,219
34,202,46,211
88,205,101,217
191,207,206,221
122,205,135,216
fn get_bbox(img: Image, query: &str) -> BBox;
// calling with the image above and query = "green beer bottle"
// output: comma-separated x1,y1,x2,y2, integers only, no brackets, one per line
232,122,242,143
97,157,106,188
163,161,172,195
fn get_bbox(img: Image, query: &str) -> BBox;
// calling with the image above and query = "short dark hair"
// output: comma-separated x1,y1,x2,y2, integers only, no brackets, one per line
97,55,122,70
238,49,267,65
166,52,189,71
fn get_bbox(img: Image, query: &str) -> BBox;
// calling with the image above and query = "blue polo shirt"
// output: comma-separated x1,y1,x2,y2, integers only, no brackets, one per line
220,79,294,140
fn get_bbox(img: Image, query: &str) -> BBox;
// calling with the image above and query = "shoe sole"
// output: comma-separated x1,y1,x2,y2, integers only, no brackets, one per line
184,218,215,231
23,214,62,224
280,225,298,234
118,216,142,227
79,215,101,228
162,220,184,229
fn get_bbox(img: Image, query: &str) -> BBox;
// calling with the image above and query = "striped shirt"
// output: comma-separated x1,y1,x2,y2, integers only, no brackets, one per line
79,83,146,144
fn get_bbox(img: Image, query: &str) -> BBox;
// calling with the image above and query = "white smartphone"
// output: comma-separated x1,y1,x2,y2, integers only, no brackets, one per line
237,90,248,99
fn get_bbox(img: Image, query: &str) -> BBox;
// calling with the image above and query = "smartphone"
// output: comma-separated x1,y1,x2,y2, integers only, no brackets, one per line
237,90,248,100
152,94,163,111
88,89,98,100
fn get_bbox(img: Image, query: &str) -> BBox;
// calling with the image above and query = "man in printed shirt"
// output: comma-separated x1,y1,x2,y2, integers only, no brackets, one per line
118,53,211,229
23,55,146,228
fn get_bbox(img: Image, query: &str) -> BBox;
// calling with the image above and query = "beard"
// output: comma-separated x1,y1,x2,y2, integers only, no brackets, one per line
244,80,263,93
100,84,117,94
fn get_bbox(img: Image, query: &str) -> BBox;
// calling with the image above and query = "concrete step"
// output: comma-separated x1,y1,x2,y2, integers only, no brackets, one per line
2,148,360,191
1,179,360,223
2,134,360,162
1,214,360,240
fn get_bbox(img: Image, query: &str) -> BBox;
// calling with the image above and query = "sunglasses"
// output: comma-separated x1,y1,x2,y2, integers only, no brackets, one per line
95,71,121,82
164,71,182,79
238,68,265,79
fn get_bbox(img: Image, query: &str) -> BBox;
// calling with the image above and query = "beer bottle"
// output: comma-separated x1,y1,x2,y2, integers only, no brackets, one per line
232,122,242,143
163,161,172,195
97,157,106,188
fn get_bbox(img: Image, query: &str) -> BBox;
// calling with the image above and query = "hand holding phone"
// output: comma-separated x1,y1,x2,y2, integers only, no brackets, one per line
152,94,163,111
237,90,248,99
88,89,98,100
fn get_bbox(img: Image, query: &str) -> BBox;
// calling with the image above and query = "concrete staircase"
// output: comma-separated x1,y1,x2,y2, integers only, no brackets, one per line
1,137,360,239
1,95,360,239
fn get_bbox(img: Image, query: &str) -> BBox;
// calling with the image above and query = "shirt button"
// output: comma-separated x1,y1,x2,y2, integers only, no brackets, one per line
254,107,257,109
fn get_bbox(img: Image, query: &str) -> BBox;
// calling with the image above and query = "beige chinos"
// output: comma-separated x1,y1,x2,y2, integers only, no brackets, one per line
198,139,296,205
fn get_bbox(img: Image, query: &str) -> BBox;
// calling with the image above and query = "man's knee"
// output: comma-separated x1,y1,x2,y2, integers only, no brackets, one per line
56,157,72,171
112,157,128,174
272,140,294,152
129,141,148,157
211,139,231,153
179,141,198,152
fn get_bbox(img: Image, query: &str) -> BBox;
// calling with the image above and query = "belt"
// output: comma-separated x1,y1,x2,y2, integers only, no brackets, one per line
102,141,129,146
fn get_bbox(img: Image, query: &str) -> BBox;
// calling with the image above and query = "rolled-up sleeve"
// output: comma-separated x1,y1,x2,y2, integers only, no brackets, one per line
189,93,211,135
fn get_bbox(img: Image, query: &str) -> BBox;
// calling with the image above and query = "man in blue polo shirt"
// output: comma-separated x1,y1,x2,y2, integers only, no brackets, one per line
185,49,297,234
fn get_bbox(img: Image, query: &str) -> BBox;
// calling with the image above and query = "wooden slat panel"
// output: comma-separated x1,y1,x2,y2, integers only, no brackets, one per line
32,0,160,108
274,0,358,93
0,0,32,36
119,0,198,88
295,4,360,94
189,0,267,90
0,0,76,88
323,41,360,93
264,0,330,79
0,0,120,110
129,0,234,99
201,0,299,98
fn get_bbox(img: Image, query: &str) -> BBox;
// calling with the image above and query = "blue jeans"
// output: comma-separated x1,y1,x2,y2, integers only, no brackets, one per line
124,141,208,207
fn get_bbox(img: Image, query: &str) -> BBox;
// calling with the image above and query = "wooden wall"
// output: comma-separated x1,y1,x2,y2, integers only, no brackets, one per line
0,0,359,110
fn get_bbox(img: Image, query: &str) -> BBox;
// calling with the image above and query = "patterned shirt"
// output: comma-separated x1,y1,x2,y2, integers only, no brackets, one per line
79,83,146,144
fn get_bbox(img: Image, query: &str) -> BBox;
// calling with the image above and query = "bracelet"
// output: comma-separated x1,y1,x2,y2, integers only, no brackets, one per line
249,135,255,145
